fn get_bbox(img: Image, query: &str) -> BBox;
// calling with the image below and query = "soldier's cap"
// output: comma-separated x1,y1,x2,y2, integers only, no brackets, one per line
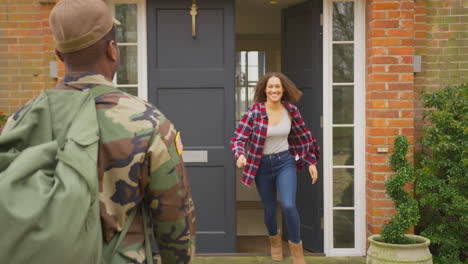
50,0,120,53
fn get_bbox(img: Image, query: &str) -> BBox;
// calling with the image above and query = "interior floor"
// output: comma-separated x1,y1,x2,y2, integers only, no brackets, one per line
236,201,315,254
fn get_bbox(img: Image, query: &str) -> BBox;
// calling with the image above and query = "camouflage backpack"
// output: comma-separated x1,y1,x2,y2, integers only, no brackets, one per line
0,86,153,264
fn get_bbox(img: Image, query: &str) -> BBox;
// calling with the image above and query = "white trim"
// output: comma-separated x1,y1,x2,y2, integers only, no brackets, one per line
109,0,148,101
323,0,366,256
323,0,333,256
355,0,367,256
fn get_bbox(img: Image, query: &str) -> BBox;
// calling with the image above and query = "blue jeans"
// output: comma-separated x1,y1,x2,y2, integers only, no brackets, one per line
255,150,301,243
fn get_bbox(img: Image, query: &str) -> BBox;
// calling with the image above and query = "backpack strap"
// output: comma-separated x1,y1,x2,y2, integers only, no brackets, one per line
142,203,154,264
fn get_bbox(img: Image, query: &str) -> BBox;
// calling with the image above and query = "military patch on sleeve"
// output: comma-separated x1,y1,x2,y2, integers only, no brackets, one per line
175,131,184,156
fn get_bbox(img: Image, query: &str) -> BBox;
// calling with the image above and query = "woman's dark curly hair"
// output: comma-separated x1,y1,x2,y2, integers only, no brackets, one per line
253,72,303,103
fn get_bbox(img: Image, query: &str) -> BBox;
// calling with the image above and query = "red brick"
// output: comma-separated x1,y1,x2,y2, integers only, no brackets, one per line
389,65,414,73
370,20,399,28
369,65,386,74
369,74,399,82
368,154,388,164
368,47,387,56
389,119,414,127
388,83,413,90
387,29,413,37
386,11,400,19
402,110,414,118
367,118,387,127
401,1,415,10
401,38,415,46
371,38,401,46
367,180,386,189
402,128,415,136
401,56,414,64
372,2,400,10
401,20,414,28
368,190,388,199
389,100,413,109
400,74,414,82
369,209,387,217
368,100,387,109
367,83,386,91
367,110,399,118
367,91,399,100
368,128,400,136
400,11,414,19
389,47,413,55
370,56,399,64
371,11,386,19
371,199,395,208
368,137,387,145
400,92,414,100
368,173,387,182
369,217,391,226
369,29,386,37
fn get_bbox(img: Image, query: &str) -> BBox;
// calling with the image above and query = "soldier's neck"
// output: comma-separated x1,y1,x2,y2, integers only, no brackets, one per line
65,64,115,83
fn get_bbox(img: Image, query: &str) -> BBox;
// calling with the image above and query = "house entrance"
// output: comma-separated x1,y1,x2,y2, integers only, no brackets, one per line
235,0,324,254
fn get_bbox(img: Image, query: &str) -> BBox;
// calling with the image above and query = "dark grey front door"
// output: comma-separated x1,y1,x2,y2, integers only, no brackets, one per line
282,0,324,253
147,0,236,253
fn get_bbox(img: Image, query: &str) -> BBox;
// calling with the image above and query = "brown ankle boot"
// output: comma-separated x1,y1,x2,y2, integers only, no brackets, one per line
288,240,306,264
268,232,283,261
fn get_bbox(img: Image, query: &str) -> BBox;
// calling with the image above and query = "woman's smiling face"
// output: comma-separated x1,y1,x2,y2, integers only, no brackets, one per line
265,76,284,103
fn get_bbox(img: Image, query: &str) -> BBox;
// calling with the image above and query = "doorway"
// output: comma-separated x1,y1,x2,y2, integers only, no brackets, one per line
235,0,324,255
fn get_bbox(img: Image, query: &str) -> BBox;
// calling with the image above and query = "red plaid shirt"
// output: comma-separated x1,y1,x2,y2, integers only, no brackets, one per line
231,101,320,186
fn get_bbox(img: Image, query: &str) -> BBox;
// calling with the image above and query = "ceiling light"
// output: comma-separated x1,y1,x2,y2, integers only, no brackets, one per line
270,0,278,4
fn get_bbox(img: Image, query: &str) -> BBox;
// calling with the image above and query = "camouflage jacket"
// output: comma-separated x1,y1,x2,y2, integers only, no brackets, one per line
1,72,196,264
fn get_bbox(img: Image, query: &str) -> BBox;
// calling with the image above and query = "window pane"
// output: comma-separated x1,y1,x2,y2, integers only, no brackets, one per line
119,87,138,97
333,44,354,83
333,210,355,248
333,86,354,124
117,45,138,85
235,51,266,121
333,127,354,165
333,2,354,41
333,168,354,207
116,4,138,43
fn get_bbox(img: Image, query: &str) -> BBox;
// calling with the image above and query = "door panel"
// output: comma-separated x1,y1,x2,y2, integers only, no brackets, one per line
147,0,236,253
281,0,324,253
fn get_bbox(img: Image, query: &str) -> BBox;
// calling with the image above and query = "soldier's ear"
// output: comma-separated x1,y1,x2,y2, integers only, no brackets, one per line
55,49,64,62
107,40,119,62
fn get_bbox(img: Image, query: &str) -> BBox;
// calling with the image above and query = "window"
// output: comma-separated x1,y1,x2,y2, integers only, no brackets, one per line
324,0,365,255
110,0,147,99
235,51,266,121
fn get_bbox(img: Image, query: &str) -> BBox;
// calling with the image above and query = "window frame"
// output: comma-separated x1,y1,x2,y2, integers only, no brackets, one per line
109,0,148,100
323,0,366,256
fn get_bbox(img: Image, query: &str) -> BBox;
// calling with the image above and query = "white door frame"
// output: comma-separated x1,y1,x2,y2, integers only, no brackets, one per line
322,0,366,256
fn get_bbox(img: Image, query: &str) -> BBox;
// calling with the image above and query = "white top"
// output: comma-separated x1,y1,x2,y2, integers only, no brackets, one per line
263,108,291,155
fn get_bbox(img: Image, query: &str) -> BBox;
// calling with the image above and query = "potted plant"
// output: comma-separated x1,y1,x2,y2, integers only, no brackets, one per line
367,135,432,264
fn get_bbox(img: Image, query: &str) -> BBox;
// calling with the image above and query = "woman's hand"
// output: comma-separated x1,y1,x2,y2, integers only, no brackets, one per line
236,155,247,169
309,164,318,184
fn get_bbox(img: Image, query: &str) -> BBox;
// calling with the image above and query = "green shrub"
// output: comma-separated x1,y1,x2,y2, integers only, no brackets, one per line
381,135,419,244
416,84,467,264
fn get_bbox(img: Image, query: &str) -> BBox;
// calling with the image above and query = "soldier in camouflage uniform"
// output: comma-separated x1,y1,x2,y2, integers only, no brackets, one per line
1,0,195,263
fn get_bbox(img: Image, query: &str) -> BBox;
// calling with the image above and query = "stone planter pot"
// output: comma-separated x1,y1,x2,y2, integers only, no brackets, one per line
367,234,433,264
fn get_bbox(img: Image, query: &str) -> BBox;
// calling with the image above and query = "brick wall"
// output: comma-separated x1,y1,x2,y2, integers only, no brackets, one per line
414,0,468,150
0,0,57,116
365,0,416,238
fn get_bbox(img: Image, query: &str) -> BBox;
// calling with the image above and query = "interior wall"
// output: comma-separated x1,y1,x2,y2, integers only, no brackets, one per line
235,3,282,202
